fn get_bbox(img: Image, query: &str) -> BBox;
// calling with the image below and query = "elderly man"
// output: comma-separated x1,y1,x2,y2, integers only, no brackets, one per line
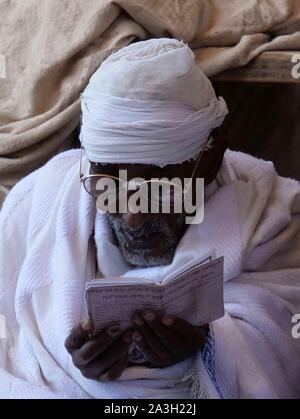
0,39,300,399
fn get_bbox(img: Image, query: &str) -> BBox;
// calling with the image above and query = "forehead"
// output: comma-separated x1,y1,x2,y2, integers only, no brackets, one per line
90,160,196,179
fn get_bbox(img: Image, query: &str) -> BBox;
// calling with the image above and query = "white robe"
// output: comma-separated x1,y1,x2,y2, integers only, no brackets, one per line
0,149,300,399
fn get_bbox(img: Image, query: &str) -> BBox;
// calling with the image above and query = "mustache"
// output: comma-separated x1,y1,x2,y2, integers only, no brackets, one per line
106,214,186,267
107,214,184,241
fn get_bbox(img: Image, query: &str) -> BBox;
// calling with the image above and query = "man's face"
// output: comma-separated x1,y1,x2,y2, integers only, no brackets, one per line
90,136,226,267
92,161,195,267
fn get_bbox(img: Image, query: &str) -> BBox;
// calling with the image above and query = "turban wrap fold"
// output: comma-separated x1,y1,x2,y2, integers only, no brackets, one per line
80,38,228,166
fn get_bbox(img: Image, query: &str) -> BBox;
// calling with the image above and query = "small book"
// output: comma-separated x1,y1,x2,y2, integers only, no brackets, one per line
85,253,225,333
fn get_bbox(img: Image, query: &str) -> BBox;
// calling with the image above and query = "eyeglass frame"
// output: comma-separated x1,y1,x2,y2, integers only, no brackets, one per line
79,135,214,202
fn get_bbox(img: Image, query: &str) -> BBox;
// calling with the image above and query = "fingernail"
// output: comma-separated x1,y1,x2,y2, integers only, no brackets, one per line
122,332,132,344
81,319,93,332
106,325,121,338
132,331,143,342
133,317,144,326
162,316,173,327
143,311,155,322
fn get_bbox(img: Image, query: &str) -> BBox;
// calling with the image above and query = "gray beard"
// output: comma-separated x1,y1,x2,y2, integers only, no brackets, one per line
106,214,186,267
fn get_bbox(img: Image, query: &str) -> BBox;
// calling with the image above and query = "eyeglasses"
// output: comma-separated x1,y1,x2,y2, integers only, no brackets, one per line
79,137,212,207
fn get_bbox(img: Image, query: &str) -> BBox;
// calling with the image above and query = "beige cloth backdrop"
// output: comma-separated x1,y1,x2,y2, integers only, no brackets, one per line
1,0,300,205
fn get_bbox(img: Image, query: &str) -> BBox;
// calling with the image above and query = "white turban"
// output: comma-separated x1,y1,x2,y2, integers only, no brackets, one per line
80,38,228,166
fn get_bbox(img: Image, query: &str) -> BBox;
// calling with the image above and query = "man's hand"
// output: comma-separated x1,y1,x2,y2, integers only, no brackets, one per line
132,311,207,368
65,320,132,381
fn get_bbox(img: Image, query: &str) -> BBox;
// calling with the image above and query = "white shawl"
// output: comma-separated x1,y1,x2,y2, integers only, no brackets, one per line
0,149,300,399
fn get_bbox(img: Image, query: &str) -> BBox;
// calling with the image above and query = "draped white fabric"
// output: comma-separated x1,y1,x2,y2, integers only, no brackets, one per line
0,149,299,399
80,38,228,166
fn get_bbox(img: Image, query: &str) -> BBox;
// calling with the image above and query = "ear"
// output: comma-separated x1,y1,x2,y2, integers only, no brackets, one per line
203,130,228,185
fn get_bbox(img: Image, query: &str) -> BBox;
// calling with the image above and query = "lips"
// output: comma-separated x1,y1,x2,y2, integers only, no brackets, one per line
123,230,163,250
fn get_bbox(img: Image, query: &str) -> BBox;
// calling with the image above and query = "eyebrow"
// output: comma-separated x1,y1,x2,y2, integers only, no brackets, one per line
90,162,186,180
90,163,118,175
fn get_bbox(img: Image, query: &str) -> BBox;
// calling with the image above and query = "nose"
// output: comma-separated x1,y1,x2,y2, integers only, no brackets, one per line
122,212,153,230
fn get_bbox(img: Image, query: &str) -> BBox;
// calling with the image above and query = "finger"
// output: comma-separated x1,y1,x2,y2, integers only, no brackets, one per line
65,319,93,354
106,353,129,381
132,331,165,367
141,311,192,358
134,316,173,364
78,324,121,364
161,315,207,349
80,332,132,380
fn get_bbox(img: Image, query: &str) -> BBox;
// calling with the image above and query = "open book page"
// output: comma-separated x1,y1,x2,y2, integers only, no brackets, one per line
85,256,224,333
86,283,163,332
162,257,224,326
162,248,216,285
